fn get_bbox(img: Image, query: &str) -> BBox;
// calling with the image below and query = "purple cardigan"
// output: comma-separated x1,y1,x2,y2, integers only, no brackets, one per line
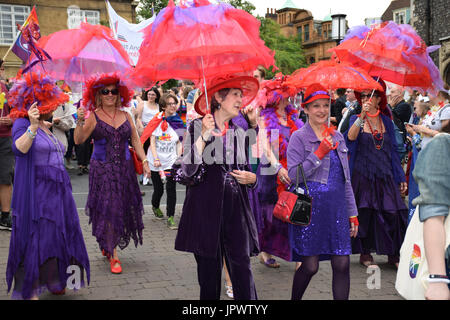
286,122,358,218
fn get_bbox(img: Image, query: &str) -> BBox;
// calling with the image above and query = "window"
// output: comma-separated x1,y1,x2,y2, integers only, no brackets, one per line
315,22,322,37
67,6,100,29
304,24,309,42
297,26,302,41
393,9,406,25
0,4,30,45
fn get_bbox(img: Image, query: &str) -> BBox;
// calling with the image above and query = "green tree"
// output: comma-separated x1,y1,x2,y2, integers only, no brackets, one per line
258,17,306,78
225,0,256,14
137,0,169,22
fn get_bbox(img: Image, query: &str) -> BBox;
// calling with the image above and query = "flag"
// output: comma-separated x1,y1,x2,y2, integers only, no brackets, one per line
11,6,41,63
106,0,155,66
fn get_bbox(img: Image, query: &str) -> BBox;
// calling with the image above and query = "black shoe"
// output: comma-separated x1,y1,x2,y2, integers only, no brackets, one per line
77,167,84,176
82,167,89,174
0,213,12,231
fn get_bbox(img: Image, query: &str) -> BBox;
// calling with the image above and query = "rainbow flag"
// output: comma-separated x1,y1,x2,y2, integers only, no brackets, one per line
11,6,41,63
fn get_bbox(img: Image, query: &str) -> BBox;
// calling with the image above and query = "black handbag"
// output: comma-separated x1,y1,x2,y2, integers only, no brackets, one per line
273,164,312,226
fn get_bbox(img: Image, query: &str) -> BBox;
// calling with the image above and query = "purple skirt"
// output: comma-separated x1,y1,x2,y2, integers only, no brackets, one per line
351,133,407,256
7,166,90,299
86,158,144,256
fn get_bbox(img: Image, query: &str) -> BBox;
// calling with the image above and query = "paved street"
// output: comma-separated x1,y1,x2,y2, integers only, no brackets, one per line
0,168,403,300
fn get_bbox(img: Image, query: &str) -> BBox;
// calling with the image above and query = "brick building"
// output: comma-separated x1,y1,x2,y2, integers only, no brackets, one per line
411,0,450,87
0,0,137,78
266,0,346,65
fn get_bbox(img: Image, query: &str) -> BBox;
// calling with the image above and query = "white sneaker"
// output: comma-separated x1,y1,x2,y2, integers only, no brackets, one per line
65,159,75,170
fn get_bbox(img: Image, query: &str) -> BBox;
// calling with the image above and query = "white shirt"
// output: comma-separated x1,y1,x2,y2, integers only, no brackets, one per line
146,123,179,171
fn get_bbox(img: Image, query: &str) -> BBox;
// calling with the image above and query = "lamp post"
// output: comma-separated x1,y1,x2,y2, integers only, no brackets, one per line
331,13,347,45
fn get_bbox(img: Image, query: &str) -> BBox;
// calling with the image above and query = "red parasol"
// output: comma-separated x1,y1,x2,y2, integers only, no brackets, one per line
330,21,444,94
286,60,383,92
129,0,275,92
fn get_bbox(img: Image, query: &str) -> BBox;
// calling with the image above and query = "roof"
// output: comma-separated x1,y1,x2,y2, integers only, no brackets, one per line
280,0,300,10
381,0,410,21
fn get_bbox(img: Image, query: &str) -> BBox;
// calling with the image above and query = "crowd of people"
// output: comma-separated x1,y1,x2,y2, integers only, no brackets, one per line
0,55,449,300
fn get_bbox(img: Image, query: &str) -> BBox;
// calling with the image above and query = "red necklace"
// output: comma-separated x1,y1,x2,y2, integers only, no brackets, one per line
365,115,384,150
102,107,116,120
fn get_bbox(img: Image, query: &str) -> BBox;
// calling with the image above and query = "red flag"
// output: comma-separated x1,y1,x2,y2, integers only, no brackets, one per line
11,6,41,63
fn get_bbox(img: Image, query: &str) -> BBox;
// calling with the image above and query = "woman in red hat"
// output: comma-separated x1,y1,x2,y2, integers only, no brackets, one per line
6,71,90,299
74,72,150,274
345,79,408,268
173,74,260,300
249,74,304,269
287,83,358,300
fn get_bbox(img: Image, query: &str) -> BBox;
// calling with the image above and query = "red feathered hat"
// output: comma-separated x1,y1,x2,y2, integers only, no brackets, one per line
194,74,259,116
8,71,69,119
301,83,333,108
253,73,299,109
82,72,133,111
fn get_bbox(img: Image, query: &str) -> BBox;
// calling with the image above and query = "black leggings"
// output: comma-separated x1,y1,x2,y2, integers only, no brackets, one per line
150,170,176,217
291,255,350,300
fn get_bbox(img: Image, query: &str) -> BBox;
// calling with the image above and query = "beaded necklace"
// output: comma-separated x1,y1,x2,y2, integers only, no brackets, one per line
41,127,64,163
365,114,384,150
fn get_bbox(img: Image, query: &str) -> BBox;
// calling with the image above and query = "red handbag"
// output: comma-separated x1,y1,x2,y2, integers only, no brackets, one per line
129,147,143,175
273,164,312,226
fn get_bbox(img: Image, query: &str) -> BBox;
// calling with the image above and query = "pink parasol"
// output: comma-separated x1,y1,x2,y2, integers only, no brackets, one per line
31,23,132,93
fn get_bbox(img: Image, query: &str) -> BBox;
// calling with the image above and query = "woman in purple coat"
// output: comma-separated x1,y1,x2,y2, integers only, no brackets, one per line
173,75,260,300
6,72,90,299
287,84,359,300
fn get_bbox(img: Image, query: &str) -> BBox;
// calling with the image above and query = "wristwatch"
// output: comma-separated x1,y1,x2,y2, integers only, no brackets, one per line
427,274,450,284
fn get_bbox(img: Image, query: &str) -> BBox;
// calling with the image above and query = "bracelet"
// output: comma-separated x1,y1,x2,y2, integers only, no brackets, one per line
26,127,37,140
427,275,450,284
142,159,149,164
354,117,364,128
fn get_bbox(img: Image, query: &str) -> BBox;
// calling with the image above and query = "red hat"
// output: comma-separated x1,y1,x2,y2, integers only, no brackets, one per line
301,84,332,108
253,73,299,108
9,71,69,118
194,75,259,116
82,72,133,111
354,77,390,118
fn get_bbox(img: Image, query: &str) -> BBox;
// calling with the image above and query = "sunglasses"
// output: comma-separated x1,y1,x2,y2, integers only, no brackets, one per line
360,93,379,99
101,88,119,95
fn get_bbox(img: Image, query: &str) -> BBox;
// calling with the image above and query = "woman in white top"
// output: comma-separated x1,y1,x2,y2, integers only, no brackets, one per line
147,93,183,229
136,87,161,138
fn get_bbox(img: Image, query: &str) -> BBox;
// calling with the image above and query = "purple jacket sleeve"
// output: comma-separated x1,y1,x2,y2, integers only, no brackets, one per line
287,130,322,184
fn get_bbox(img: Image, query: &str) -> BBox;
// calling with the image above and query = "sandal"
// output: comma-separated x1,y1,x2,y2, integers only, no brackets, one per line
360,254,377,267
110,258,122,274
224,282,234,299
259,256,280,268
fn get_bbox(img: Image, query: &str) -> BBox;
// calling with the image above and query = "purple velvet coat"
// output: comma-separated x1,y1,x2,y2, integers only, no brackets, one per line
174,118,259,258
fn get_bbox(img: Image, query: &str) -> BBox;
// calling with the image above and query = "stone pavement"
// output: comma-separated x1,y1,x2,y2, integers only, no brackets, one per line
0,170,403,300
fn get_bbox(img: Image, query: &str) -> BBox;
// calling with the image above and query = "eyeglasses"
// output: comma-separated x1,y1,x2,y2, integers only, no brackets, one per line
360,93,379,99
101,88,119,95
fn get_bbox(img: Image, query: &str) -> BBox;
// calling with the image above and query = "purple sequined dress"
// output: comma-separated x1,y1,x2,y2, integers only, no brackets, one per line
86,113,144,256
289,150,352,261
7,118,90,299
351,133,407,256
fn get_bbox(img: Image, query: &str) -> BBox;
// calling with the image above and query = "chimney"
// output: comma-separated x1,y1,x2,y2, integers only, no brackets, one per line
267,8,269,14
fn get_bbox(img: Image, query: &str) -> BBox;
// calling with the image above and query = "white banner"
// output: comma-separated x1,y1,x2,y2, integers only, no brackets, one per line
106,0,155,66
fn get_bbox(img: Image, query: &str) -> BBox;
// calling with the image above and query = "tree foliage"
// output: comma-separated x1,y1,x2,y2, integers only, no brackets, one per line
225,0,256,14
258,17,306,78
137,0,169,22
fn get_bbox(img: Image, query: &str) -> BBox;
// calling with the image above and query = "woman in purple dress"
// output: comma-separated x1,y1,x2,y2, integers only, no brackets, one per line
6,72,90,299
74,73,150,274
345,80,408,268
253,75,303,268
287,84,359,300
173,74,260,300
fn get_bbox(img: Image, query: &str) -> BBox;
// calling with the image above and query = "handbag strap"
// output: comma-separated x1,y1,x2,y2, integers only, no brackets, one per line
296,163,309,195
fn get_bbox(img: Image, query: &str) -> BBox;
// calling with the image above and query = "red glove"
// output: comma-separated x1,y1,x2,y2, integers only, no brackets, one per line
349,216,359,226
314,138,339,160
